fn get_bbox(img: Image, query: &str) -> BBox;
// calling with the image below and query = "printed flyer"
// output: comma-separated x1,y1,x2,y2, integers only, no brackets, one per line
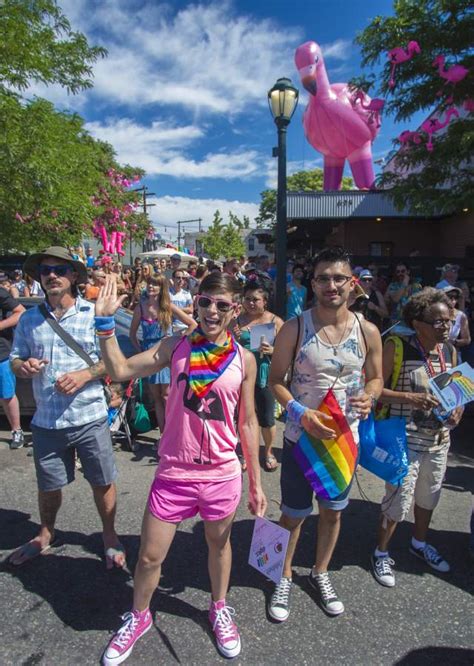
248,517,290,584
429,362,474,411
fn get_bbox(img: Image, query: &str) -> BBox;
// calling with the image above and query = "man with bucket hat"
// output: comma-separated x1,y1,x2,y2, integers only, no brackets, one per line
8,246,126,568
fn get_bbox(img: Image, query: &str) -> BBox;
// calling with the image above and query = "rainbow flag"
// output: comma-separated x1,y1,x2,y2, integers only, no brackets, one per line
293,389,358,500
188,327,236,398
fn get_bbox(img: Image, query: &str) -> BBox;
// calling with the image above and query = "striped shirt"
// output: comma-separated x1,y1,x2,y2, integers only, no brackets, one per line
10,297,107,429
388,337,455,452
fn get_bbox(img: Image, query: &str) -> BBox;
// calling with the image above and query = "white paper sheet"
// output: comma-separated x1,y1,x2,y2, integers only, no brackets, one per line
249,323,276,351
248,517,290,584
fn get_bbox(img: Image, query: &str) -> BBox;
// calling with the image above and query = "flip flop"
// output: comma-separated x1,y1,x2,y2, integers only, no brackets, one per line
105,543,127,570
5,539,56,567
264,455,278,472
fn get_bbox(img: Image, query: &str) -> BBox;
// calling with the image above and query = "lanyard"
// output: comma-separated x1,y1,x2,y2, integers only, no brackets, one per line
413,337,446,378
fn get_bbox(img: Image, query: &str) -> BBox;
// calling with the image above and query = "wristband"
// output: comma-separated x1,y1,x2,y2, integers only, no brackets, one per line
96,329,116,338
286,399,308,425
94,316,116,332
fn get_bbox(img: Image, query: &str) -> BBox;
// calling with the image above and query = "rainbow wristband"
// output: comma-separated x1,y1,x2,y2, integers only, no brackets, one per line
95,316,116,332
286,399,308,425
96,329,115,338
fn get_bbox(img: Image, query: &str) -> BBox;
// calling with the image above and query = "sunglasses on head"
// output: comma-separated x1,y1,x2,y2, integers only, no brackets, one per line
39,265,73,277
195,294,235,313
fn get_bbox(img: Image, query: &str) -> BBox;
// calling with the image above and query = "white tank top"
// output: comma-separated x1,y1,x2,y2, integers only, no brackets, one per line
284,309,367,444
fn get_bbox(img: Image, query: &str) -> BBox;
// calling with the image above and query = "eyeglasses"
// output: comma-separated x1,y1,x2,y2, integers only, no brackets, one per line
244,296,263,303
422,318,452,329
196,294,236,313
360,277,373,282
313,275,352,286
39,265,73,277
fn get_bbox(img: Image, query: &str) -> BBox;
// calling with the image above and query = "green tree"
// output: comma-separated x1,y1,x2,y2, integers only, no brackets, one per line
256,168,354,226
202,210,245,260
0,0,106,95
355,0,474,214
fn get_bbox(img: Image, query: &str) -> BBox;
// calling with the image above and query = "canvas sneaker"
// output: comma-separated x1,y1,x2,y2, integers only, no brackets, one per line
209,601,241,658
10,429,25,450
308,571,344,616
371,554,395,587
409,543,450,573
268,576,292,622
102,610,152,666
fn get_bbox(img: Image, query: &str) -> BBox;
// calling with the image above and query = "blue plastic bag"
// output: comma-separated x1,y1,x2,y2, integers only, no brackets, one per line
358,413,408,485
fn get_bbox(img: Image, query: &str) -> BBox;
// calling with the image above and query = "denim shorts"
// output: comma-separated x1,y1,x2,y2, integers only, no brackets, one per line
280,437,354,516
0,358,16,399
32,417,117,492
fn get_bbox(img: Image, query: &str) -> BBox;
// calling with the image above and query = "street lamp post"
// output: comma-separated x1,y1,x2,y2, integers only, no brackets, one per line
268,77,299,319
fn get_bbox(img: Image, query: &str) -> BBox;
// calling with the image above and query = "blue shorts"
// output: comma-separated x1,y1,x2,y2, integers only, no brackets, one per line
0,358,16,399
280,437,354,516
31,417,117,492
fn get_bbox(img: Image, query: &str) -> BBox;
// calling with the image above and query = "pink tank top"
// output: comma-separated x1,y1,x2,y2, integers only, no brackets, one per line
156,337,244,481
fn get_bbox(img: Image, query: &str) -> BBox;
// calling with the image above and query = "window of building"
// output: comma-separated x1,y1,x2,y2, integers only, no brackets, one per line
369,242,393,257
248,237,255,252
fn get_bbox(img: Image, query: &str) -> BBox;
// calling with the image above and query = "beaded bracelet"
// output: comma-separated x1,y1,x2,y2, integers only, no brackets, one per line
286,399,308,425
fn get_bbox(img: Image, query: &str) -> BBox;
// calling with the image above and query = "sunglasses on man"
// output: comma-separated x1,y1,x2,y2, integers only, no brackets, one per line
195,294,236,313
39,265,73,277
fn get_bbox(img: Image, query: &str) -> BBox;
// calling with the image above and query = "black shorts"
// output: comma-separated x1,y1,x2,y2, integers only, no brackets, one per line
254,384,275,428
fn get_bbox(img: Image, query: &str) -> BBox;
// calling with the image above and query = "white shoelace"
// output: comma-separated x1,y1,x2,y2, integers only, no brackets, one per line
273,578,292,604
112,613,139,649
212,606,237,640
315,573,336,600
375,557,395,575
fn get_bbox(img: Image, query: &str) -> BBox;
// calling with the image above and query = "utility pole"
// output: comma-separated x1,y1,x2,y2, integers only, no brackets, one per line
177,218,202,251
130,186,156,261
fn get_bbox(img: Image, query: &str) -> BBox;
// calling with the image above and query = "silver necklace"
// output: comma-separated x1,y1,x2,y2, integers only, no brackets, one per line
320,315,349,356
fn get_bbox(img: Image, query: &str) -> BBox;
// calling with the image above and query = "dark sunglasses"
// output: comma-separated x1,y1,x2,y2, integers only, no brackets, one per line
195,295,235,313
360,277,373,282
39,265,73,277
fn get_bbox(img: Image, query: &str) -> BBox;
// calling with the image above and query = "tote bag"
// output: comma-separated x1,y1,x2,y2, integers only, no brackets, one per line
130,380,152,433
358,413,408,485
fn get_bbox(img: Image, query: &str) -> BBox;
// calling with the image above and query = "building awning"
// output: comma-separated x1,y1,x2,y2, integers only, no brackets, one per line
287,190,438,220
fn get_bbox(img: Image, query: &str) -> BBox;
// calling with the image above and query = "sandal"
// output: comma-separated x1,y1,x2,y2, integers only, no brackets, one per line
104,542,127,570
5,538,58,567
264,454,278,472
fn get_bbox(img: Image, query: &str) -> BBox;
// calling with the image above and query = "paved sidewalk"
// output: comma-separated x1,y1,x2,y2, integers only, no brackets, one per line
0,418,473,666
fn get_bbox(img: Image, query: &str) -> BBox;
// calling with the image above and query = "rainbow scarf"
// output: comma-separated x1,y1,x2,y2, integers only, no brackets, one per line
293,389,358,500
188,327,237,398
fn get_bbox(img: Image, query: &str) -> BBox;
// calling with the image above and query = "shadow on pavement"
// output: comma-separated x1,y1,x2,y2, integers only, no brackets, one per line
395,646,474,665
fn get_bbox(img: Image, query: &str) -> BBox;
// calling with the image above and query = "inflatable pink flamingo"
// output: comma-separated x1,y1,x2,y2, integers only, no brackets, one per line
421,107,460,151
295,41,381,190
388,41,421,88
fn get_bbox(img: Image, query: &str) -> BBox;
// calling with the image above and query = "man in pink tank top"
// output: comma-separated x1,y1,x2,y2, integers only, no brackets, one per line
94,272,266,665
269,247,383,621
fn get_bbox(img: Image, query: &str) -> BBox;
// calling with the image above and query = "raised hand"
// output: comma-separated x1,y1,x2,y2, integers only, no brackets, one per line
95,275,127,317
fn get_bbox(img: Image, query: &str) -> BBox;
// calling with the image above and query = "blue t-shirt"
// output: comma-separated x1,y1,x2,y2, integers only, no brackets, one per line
170,288,192,330
286,282,307,320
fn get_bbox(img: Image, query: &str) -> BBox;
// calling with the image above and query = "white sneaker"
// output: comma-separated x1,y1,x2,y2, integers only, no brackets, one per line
268,576,292,622
10,430,25,449
371,554,395,587
308,571,344,616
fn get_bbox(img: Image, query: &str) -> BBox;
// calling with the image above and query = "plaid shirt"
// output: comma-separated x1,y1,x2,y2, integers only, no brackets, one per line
10,296,107,429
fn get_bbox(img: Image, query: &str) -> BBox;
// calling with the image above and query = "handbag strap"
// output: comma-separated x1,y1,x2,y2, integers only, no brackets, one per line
39,303,94,368
288,315,301,386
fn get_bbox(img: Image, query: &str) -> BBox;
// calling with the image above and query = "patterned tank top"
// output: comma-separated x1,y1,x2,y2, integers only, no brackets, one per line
284,309,367,444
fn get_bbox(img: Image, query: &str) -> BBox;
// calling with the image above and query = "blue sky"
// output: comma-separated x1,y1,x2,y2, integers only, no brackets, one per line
30,0,428,241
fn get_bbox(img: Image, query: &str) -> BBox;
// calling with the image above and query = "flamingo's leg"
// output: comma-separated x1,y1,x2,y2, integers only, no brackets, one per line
348,144,376,190
323,156,345,191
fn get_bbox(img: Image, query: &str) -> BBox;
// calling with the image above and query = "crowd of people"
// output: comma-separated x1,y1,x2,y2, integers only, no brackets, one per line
0,243,473,665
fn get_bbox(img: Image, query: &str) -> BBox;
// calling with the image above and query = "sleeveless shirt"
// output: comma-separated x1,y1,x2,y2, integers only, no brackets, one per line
156,337,244,482
284,309,367,445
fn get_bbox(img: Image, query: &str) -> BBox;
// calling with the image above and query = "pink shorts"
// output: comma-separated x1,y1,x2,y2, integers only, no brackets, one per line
148,474,242,523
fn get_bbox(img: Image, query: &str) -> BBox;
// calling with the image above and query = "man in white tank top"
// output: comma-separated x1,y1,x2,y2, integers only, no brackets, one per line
269,247,383,621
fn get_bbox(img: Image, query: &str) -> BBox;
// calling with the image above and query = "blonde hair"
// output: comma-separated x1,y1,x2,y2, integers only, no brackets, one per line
147,275,172,331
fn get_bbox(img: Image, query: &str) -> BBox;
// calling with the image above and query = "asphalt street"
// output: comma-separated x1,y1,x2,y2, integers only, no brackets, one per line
0,416,473,666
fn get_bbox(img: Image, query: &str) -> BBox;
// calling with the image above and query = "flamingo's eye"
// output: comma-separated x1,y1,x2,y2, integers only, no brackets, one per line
314,55,319,64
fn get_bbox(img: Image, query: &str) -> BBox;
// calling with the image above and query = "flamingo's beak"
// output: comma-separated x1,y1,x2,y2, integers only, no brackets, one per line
302,75,317,96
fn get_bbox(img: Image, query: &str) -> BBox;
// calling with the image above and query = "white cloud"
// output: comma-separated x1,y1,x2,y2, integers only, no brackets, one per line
42,1,303,115
264,158,324,188
320,39,353,61
149,195,260,237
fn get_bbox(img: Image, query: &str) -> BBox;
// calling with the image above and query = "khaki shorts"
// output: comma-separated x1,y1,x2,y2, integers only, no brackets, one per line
382,445,449,523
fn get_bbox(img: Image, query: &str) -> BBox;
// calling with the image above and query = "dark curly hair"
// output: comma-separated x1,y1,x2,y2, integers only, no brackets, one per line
402,287,451,327
312,246,352,273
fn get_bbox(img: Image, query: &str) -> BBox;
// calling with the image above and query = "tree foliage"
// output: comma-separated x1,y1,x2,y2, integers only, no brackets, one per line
0,0,107,95
355,0,474,214
256,168,354,226
202,211,246,260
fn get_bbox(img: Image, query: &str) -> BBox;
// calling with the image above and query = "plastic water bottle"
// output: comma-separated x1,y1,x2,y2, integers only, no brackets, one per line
345,372,364,419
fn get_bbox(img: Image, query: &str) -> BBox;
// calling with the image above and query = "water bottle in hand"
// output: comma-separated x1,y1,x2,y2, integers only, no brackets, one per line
345,372,364,419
